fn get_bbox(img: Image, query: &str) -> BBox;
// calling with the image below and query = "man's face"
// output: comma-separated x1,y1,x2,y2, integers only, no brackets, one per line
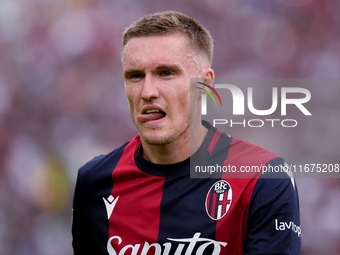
123,34,201,146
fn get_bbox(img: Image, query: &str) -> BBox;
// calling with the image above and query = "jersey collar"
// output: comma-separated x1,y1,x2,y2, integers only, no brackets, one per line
134,121,219,178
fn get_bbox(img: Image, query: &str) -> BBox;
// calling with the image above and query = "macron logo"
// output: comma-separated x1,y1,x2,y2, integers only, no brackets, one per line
103,195,119,219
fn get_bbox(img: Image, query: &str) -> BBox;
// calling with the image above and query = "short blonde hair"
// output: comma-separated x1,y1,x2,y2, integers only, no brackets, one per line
122,11,213,66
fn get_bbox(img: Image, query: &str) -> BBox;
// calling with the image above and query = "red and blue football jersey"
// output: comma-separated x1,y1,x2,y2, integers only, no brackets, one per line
72,121,301,254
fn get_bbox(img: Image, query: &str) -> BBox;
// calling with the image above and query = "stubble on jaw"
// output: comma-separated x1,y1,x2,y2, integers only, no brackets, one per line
135,118,190,146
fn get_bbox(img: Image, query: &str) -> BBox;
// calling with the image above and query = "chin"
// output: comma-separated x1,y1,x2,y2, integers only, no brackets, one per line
140,133,174,146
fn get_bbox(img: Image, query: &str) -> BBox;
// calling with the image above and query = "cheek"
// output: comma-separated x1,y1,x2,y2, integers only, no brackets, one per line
125,88,138,115
127,97,135,114
175,90,191,116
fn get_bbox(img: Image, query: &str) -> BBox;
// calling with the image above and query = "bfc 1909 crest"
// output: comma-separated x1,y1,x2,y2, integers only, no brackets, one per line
205,180,232,220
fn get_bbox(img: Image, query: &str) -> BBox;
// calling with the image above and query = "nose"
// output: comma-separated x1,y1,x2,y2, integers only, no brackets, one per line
141,74,159,101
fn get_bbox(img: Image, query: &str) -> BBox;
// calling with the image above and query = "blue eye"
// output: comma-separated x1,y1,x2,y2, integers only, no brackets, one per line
161,71,172,76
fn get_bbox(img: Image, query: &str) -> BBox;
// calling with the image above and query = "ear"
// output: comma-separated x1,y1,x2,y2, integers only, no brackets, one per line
203,68,215,87
194,68,215,94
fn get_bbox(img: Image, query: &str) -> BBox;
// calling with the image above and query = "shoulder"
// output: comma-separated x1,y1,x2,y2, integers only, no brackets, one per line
234,140,296,199
229,137,279,163
77,135,141,185
221,135,282,179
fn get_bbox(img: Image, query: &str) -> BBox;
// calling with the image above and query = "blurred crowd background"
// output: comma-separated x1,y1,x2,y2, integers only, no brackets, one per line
0,0,339,254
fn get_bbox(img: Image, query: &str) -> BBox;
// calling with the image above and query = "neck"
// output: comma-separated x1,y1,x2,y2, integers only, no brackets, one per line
141,124,208,165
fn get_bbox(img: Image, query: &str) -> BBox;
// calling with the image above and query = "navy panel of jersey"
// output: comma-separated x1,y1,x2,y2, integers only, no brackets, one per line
72,121,301,255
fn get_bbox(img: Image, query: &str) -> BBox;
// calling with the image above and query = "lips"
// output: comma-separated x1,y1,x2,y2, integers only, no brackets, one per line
137,107,166,123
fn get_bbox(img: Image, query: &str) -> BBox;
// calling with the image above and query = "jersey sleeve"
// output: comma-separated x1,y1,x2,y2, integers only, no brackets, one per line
244,157,301,255
72,168,99,254
71,143,129,255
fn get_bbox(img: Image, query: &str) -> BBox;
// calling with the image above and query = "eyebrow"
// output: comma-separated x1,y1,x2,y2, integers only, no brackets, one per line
154,64,182,72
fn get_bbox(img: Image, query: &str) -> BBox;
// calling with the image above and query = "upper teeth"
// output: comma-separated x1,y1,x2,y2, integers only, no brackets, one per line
145,109,160,114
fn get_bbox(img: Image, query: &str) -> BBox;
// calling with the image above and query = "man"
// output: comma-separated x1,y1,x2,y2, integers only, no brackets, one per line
72,11,301,254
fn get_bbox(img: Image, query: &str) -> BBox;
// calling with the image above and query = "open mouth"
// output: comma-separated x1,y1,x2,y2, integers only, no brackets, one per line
137,109,166,123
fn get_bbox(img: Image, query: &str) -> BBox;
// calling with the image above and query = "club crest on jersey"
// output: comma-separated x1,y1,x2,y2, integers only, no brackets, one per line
205,180,232,220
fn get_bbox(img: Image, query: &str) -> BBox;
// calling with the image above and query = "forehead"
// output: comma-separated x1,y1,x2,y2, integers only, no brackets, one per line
123,35,195,69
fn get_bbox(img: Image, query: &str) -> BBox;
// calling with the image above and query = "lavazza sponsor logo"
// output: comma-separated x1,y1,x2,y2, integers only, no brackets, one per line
275,219,302,237
201,84,312,127
107,232,227,255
